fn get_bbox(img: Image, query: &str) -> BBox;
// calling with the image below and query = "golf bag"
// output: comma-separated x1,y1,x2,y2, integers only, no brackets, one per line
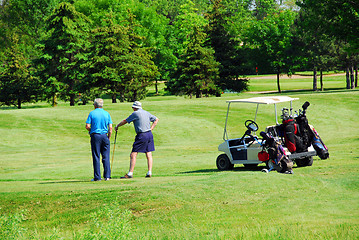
259,131,294,174
311,127,329,159
281,101,329,159
281,118,307,153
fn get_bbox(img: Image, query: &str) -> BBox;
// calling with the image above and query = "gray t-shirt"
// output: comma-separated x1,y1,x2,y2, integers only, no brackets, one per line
126,109,157,133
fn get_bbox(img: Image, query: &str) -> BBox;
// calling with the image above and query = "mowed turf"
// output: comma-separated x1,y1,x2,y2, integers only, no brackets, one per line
0,83,358,238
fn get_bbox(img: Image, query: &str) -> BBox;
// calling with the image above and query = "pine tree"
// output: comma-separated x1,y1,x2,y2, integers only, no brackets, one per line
37,2,89,106
206,0,248,93
86,12,130,103
168,25,220,98
120,10,159,102
0,34,38,109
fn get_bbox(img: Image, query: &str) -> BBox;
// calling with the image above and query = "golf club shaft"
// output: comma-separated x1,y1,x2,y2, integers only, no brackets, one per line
111,130,118,171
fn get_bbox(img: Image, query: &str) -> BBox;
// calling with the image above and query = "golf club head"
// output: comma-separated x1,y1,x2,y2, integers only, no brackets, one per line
260,131,269,140
302,101,310,110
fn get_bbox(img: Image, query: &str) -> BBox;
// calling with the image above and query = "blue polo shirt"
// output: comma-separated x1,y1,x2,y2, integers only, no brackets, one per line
86,108,112,135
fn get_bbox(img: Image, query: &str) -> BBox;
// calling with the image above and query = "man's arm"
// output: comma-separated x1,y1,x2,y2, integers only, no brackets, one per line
86,123,91,132
151,118,159,131
108,124,112,139
115,119,128,131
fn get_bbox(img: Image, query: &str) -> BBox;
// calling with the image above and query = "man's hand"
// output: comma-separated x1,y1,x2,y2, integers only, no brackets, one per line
108,124,112,139
115,119,127,131
86,123,91,132
151,118,159,131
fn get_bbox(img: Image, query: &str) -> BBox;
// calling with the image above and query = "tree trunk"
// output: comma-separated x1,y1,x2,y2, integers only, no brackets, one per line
17,98,21,109
69,80,75,106
349,65,355,89
52,94,57,107
320,69,324,91
155,78,159,95
119,92,125,102
132,90,137,101
276,72,281,93
346,67,350,89
313,67,317,91
112,94,117,103
355,65,358,88
70,94,75,106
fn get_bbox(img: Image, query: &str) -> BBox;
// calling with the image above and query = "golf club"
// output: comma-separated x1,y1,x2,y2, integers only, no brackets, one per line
111,130,118,172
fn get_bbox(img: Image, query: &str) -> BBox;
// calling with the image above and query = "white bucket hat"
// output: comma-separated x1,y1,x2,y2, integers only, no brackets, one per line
132,101,142,109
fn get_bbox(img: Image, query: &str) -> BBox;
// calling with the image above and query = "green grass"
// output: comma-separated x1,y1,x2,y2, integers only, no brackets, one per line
0,75,359,239
246,73,347,92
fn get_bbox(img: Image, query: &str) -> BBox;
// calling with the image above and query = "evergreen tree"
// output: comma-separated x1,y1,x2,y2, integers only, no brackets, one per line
206,0,248,93
0,34,38,109
86,12,130,103
168,25,220,98
36,2,89,106
120,10,159,102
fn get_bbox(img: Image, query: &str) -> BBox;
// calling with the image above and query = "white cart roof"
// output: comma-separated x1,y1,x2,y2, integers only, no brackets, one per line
227,96,299,104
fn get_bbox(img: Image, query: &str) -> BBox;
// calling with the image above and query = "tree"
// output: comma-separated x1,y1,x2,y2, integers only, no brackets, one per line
167,25,220,98
0,34,38,108
293,8,338,91
131,2,177,95
120,11,159,102
206,0,248,93
246,9,296,92
298,0,359,89
36,2,89,106
0,0,60,53
86,12,131,103
76,0,162,101
298,0,359,54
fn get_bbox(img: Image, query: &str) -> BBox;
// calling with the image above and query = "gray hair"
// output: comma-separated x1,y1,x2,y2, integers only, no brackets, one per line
94,98,104,108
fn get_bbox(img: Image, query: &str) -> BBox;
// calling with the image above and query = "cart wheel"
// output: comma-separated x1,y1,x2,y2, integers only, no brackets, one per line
216,154,234,170
295,157,313,167
261,168,269,173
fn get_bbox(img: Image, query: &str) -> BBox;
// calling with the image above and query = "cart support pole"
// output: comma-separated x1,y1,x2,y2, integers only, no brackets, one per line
223,102,231,140
255,104,259,122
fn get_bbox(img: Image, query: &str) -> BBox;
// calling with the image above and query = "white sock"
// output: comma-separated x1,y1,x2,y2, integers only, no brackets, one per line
147,171,152,175
127,172,133,176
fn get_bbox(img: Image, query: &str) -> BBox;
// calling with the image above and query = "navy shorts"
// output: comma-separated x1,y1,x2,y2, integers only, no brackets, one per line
132,131,155,153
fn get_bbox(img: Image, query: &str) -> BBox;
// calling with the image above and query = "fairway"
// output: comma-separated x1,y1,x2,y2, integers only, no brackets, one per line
0,89,358,239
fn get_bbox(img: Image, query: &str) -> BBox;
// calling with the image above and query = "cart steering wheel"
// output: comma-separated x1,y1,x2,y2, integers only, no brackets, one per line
245,120,259,132
239,120,259,145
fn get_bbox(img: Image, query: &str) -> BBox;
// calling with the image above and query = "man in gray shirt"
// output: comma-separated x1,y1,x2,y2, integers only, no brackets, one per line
115,101,159,178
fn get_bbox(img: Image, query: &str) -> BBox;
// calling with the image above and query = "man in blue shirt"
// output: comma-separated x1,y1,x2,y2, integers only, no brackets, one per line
115,101,159,178
86,98,113,181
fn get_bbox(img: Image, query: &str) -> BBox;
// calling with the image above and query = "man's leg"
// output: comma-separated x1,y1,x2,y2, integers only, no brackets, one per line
91,135,102,180
145,152,153,173
129,152,138,173
101,134,111,179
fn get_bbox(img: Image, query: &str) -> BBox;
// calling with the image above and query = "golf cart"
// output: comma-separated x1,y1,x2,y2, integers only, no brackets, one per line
216,96,328,172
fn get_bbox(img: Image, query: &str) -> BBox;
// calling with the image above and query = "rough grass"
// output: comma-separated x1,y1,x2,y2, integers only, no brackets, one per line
0,77,358,239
